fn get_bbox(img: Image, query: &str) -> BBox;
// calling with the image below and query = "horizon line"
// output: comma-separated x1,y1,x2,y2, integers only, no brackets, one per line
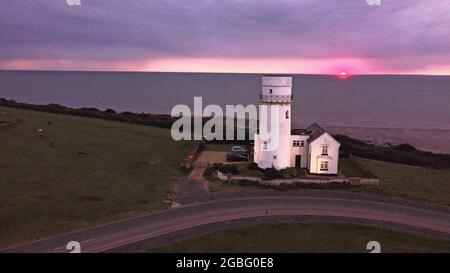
1,69,449,77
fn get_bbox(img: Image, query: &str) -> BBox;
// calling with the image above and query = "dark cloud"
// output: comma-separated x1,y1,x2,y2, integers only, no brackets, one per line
0,0,449,71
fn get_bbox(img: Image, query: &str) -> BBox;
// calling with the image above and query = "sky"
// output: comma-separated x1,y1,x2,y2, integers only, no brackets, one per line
0,0,449,75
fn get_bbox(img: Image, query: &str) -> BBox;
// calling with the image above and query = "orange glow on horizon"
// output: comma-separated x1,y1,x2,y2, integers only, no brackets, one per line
337,71,349,78
0,58,449,76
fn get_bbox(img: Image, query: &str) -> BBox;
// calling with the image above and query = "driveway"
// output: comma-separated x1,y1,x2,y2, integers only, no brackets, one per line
174,151,228,201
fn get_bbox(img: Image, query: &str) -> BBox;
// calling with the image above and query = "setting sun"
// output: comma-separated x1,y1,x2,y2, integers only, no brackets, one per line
338,71,349,78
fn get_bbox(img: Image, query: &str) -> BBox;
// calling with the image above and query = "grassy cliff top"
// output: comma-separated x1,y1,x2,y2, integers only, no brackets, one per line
0,106,197,247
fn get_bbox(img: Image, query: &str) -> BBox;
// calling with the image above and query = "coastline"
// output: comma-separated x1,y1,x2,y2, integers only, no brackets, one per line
328,126,450,154
1,97,448,154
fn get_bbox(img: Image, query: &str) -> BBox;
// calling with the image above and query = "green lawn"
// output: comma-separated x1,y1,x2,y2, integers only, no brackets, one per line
148,223,450,253
357,158,450,205
339,158,371,177
0,106,197,247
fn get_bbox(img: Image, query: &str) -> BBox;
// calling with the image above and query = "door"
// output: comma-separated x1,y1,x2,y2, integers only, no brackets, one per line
295,155,301,168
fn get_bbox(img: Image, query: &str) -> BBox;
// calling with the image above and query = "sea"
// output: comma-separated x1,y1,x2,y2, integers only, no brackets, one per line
1,70,449,152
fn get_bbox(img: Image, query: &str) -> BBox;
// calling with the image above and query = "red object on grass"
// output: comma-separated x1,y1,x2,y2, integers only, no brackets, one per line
186,154,195,163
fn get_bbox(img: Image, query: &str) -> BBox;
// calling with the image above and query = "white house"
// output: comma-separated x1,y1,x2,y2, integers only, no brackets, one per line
254,75,340,175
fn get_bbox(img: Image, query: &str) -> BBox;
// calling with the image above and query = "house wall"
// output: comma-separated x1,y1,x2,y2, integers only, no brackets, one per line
290,135,310,168
254,133,260,163
308,132,340,174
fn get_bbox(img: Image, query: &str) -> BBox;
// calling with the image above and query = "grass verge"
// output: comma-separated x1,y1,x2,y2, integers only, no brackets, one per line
148,223,450,253
357,158,450,205
0,106,197,247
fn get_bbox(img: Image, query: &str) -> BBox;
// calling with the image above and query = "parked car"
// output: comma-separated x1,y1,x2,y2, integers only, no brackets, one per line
230,145,247,155
226,151,248,162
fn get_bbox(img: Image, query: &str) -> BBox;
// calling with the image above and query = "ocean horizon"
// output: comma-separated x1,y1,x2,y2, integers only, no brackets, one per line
1,70,449,130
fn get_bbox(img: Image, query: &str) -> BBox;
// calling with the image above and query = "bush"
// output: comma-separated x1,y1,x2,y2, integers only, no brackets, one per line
203,166,216,179
262,167,281,180
396,143,416,152
197,143,205,153
209,163,239,175
203,163,240,180
279,168,298,179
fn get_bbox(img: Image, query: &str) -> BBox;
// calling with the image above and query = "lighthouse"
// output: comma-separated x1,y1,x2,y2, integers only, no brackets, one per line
254,75,293,170
253,75,340,174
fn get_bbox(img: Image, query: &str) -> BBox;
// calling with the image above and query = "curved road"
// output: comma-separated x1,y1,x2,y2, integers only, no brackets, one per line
2,192,450,253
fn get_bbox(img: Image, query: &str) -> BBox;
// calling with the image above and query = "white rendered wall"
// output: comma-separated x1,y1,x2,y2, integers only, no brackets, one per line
290,135,310,168
308,132,340,174
256,76,292,170
254,133,260,163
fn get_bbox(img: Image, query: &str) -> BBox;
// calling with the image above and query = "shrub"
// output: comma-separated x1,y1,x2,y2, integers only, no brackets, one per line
203,166,216,179
262,167,281,180
208,163,239,175
396,143,416,152
217,164,239,175
279,168,297,179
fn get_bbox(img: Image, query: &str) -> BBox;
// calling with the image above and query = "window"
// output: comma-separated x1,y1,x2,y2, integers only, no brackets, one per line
293,140,305,147
320,161,329,171
269,89,273,94
321,145,328,155
285,110,289,119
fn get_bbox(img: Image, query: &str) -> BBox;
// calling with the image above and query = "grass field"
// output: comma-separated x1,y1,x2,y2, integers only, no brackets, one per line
148,223,450,253
339,158,371,177
0,106,197,247
1,106,449,249
357,158,450,205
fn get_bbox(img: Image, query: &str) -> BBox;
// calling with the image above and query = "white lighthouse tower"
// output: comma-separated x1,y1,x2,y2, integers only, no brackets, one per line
254,75,293,170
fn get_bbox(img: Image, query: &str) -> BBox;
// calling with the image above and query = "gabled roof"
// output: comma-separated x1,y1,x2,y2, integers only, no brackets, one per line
291,128,309,135
291,122,339,144
305,122,326,143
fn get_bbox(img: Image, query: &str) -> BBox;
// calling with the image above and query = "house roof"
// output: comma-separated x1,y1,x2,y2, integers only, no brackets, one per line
292,122,332,143
305,122,326,143
291,128,309,135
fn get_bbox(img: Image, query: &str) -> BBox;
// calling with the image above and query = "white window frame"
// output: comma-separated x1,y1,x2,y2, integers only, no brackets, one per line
293,140,300,147
321,145,328,155
320,161,329,171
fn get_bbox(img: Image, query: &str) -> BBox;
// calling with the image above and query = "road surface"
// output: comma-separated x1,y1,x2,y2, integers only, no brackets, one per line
2,192,450,253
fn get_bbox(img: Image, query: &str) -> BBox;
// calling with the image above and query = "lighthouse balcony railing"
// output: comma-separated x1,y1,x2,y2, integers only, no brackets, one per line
260,94,293,103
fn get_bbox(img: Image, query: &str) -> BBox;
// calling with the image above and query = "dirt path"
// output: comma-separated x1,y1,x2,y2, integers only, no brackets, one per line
174,151,228,203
